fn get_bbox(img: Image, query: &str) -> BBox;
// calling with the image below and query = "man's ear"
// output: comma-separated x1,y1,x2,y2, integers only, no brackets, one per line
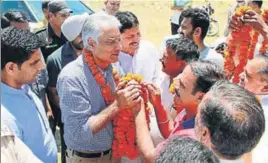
194,27,202,37
201,127,211,146
196,91,205,103
87,38,96,52
48,12,53,19
5,62,19,76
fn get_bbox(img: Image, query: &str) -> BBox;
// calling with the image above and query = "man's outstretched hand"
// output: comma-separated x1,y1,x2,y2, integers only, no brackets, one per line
229,10,268,41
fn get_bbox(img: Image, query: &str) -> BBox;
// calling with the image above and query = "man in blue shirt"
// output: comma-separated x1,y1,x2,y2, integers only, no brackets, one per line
57,13,142,163
1,27,57,163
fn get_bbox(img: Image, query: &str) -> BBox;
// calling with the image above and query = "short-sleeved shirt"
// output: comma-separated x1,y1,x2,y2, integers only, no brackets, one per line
47,42,78,88
57,54,115,151
199,47,224,68
1,83,57,163
35,23,67,62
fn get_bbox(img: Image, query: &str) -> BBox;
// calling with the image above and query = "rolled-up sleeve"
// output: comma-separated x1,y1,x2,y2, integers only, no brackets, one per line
57,75,93,143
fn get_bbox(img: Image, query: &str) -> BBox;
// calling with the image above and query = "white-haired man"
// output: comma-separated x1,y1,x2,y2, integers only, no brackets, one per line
46,13,88,163
57,13,142,163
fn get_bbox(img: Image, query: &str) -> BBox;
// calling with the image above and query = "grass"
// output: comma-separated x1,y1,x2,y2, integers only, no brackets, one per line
57,1,268,162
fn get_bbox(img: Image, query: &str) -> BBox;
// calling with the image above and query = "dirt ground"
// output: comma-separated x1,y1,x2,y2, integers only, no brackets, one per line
85,0,267,48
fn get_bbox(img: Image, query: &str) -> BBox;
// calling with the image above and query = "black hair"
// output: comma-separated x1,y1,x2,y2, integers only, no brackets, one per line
115,11,139,33
1,16,10,29
42,0,50,9
1,26,44,70
4,10,29,23
253,0,263,8
166,37,199,63
181,8,210,39
189,60,225,94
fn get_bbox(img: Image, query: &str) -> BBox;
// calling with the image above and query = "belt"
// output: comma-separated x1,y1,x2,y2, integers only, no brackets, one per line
71,149,111,158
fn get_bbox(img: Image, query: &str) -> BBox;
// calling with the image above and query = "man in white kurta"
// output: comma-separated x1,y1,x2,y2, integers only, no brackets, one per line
114,11,160,163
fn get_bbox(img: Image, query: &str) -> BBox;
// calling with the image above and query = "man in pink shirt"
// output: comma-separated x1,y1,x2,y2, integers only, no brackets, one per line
133,60,225,162
147,60,225,139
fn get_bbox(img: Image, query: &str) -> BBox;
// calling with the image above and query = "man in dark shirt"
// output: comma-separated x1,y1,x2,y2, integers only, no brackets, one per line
46,14,87,163
35,0,72,62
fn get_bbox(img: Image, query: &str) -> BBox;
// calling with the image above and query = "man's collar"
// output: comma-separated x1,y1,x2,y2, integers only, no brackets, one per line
63,42,76,56
48,23,67,41
47,23,56,38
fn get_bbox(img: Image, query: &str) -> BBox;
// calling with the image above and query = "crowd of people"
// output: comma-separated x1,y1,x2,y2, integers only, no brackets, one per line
1,0,268,163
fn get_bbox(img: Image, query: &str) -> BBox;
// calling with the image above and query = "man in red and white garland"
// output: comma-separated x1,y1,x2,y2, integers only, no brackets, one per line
57,13,142,163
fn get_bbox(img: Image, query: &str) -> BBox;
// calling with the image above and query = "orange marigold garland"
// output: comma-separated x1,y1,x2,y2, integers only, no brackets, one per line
259,9,268,54
112,73,151,160
248,30,259,60
224,6,252,83
84,50,150,160
84,48,115,105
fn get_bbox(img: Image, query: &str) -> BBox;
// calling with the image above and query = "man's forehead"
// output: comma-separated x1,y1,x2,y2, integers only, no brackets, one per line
122,26,139,34
165,47,176,56
181,17,192,25
247,59,261,73
101,30,121,40
108,0,121,3
182,65,196,81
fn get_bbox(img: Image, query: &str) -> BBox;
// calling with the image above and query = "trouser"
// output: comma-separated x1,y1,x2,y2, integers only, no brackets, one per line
171,22,180,35
66,149,120,163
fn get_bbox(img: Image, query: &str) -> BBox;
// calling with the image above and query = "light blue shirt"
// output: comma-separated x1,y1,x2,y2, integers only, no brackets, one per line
57,54,114,151
1,83,57,163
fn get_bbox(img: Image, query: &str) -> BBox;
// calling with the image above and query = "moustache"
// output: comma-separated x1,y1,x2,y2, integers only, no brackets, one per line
130,42,139,46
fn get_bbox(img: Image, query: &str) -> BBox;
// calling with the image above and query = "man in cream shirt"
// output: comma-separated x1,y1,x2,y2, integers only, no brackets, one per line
1,121,42,163
239,55,268,163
